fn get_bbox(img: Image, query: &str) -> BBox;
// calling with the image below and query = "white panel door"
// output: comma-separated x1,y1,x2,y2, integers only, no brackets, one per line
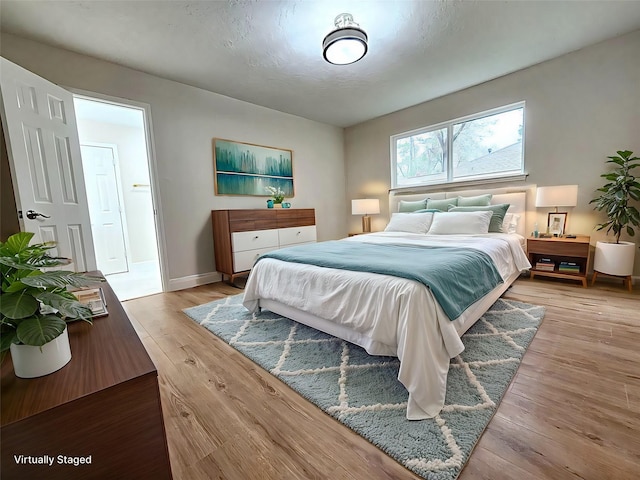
80,144,129,275
0,57,96,272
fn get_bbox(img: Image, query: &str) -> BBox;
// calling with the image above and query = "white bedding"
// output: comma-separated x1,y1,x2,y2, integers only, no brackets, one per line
243,232,531,420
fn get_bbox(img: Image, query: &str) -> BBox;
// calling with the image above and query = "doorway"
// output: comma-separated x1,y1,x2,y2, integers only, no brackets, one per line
73,96,163,301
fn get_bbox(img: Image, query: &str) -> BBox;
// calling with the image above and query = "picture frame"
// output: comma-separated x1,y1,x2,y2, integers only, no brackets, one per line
547,212,568,236
213,138,294,197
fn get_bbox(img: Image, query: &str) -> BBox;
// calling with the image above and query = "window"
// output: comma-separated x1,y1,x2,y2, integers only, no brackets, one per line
391,103,525,188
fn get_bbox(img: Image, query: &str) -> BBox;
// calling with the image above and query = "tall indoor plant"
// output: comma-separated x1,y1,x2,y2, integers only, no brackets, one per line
0,232,103,377
590,150,640,278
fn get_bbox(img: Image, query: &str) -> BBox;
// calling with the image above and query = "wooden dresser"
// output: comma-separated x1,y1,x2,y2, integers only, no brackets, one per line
0,280,172,480
212,208,316,283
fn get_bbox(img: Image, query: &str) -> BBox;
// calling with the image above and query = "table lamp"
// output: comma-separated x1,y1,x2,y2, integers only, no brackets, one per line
535,185,578,236
352,199,380,233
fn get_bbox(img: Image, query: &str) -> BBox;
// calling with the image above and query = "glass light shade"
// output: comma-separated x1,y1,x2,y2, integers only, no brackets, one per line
352,199,380,215
535,185,578,208
324,35,367,65
323,13,368,65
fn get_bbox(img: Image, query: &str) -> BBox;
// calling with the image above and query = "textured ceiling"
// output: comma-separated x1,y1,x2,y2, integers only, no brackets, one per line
1,0,640,127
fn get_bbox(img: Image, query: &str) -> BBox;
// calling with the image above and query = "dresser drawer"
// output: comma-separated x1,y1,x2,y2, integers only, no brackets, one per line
279,225,317,246
228,210,277,230
276,209,316,228
232,229,279,252
233,247,277,272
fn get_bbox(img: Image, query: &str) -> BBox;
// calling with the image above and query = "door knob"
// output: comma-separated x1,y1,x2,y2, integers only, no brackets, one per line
25,210,51,220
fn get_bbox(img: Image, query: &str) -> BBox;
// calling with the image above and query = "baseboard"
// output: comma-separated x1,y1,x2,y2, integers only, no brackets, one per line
167,271,222,291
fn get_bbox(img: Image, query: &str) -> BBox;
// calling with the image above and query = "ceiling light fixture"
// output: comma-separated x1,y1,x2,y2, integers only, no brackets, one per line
322,13,368,65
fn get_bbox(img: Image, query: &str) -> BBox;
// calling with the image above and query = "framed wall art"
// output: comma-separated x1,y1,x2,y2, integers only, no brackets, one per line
213,138,294,197
547,212,567,236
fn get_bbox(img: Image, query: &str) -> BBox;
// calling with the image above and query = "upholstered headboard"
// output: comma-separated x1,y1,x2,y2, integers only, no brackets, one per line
389,185,534,237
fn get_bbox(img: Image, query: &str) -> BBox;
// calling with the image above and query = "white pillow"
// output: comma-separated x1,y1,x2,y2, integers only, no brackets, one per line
502,213,520,234
427,211,492,235
384,212,434,234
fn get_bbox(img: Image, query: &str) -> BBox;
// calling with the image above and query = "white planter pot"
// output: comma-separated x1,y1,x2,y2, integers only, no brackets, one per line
10,327,72,378
593,241,636,277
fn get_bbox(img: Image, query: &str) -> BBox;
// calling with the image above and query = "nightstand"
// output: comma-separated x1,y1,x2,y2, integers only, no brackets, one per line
527,236,590,287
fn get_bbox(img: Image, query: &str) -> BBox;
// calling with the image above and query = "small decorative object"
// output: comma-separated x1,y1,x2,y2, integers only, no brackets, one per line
73,287,108,317
0,232,104,378
590,150,639,287
282,202,291,208
266,186,286,206
266,199,274,208
547,212,567,236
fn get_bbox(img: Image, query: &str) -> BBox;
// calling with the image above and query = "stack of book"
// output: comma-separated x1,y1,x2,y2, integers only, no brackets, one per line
558,262,580,274
535,258,555,271
73,287,108,317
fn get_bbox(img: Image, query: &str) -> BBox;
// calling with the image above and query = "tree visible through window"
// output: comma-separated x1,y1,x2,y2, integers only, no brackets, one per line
392,103,524,188
396,128,447,184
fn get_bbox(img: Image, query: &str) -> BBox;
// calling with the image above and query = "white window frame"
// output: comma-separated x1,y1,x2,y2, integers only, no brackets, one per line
390,101,526,190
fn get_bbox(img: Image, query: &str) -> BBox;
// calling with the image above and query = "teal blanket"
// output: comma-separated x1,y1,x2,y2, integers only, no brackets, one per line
257,241,503,320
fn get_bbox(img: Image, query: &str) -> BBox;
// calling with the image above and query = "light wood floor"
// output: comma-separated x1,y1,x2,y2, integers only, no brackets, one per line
123,277,640,480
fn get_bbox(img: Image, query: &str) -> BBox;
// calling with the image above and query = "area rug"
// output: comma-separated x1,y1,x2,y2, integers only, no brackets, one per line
184,295,544,480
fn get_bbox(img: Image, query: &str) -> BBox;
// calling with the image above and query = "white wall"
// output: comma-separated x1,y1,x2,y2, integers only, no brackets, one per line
0,33,346,288
77,119,157,264
345,30,640,276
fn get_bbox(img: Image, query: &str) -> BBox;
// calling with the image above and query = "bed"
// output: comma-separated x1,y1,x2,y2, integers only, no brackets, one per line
242,188,532,420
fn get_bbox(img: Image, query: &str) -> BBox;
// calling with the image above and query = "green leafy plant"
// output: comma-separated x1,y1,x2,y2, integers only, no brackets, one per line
265,185,285,204
0,232,104,359
590,150,640,244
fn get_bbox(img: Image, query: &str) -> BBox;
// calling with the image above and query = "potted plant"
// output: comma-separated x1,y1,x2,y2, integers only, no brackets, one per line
590,150,640,278
266,186,286,207
0,232,104,378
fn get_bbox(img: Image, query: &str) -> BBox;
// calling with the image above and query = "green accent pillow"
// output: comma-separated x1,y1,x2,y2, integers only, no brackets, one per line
413,208,442,213
427,198,457,210
457,194,492,206
448,203,511,232
398,199,428,212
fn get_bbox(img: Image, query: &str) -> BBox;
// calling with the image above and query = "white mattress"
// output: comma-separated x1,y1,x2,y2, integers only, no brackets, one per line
243,232,530,420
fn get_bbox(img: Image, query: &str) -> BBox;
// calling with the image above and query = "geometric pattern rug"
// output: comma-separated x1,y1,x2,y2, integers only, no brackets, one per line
183,294,544,480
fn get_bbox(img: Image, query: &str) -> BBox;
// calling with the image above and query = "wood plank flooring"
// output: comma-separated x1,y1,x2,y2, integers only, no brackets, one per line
122,277,640,480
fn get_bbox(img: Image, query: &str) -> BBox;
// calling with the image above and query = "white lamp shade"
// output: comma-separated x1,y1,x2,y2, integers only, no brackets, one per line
352,199,380,215
535,185,578,208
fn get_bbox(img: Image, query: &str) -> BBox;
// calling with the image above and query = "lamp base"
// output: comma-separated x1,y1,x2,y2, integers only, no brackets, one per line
361,215,371,233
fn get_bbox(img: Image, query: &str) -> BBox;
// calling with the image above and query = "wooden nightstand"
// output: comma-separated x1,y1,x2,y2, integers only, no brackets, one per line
527,236,591,287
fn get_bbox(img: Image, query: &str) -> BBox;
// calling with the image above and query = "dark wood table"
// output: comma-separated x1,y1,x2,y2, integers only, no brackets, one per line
1,279,172,479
